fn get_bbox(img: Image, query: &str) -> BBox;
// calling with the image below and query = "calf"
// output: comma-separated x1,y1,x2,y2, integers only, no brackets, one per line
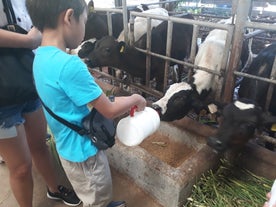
82,14,194,91
152,29,227,121
207,98,276,153
208,43,276,152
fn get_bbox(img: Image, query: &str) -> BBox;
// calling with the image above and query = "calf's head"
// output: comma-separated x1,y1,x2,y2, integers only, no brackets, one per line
152,82,204,121
85,36,126,68
207,99,276,153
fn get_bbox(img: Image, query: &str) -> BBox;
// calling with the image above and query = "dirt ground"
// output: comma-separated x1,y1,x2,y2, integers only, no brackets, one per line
0,151,163,207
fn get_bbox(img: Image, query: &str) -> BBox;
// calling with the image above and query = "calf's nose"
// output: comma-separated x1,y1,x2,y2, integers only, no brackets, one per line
151,105,162,116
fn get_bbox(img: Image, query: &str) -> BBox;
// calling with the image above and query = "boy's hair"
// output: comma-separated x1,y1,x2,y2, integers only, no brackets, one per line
26,0,87,32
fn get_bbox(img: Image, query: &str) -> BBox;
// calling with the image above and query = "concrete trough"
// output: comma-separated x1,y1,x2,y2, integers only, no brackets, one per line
107,121,220,207
95,76,275,206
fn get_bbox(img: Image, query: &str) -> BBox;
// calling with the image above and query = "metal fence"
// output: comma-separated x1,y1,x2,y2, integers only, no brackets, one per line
91,0,276,146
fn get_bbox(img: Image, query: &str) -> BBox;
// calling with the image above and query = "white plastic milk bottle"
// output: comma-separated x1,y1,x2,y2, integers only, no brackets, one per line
116,106,160,146
269,179,276,207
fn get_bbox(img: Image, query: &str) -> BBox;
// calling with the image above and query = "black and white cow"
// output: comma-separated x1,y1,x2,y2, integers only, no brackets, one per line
238,43,276,116
80,14,194,91
84,1,149,40
117,7,169,42
84,12,124,40
81,7,168,54
207,43,276,152
152,29,228,121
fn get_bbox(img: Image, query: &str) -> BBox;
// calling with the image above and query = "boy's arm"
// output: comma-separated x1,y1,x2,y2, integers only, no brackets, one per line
89,93,147,119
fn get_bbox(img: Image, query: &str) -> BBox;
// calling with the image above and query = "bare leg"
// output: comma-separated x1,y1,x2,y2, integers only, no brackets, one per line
23,108,59,193
0,125,33,207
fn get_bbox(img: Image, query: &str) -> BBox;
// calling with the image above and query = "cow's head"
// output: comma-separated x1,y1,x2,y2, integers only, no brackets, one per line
207,98,276,153
85,36,127,68
152,82,204,121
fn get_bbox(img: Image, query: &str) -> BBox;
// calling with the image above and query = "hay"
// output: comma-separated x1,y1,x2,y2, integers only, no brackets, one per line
185,160,273,207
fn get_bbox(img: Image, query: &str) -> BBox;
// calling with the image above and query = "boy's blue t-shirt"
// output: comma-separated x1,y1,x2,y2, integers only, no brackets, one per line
33,46,103,162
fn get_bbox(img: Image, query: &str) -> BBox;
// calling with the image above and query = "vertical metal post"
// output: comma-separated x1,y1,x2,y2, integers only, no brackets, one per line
186,24,199,83
122,0,128,43
222,0,251,103
129,15,135,45
107,12,113,36
145,18,152,87
215,25,234,101
114,0,122,7
190,24,199,63
231,0,238,16
163,20,173,91
265,57,276,111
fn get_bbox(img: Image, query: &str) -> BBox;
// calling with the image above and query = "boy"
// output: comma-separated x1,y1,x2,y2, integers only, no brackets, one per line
26,0,147,206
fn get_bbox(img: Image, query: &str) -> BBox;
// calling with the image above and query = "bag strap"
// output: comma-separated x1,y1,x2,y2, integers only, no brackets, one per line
40,100,88,136
2,0,17,24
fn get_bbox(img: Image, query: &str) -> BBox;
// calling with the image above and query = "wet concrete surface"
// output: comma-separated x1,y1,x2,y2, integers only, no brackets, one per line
0,155,163,207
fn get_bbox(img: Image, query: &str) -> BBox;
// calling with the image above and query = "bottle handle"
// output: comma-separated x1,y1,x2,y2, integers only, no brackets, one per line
130,105,138,117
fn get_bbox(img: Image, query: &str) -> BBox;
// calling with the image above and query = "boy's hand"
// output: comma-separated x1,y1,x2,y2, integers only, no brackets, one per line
132,94,146,112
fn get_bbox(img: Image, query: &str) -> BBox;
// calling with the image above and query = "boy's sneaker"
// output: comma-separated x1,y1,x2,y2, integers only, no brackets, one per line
106,201,126,207
47,185,81,206
0,155,5,164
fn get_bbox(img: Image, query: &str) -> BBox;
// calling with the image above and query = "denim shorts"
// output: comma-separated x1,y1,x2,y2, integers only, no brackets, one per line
0,99,41,139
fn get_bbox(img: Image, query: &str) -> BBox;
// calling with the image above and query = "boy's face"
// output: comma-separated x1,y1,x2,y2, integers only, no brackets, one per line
66,9,88,49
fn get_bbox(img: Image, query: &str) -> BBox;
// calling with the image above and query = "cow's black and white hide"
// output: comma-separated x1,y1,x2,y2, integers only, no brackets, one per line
84,11,123,40
152,29,227,121
73,8,168,57
80,14,194,91
207,43,276,153
117,7,169,42
238,43,276,116
84,2,148,41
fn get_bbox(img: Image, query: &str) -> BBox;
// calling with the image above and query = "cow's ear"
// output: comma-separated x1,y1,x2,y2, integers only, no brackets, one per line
118,41,127,53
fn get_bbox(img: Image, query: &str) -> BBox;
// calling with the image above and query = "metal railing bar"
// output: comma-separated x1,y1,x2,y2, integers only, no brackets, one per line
135,47,223,76
234,71,276,85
